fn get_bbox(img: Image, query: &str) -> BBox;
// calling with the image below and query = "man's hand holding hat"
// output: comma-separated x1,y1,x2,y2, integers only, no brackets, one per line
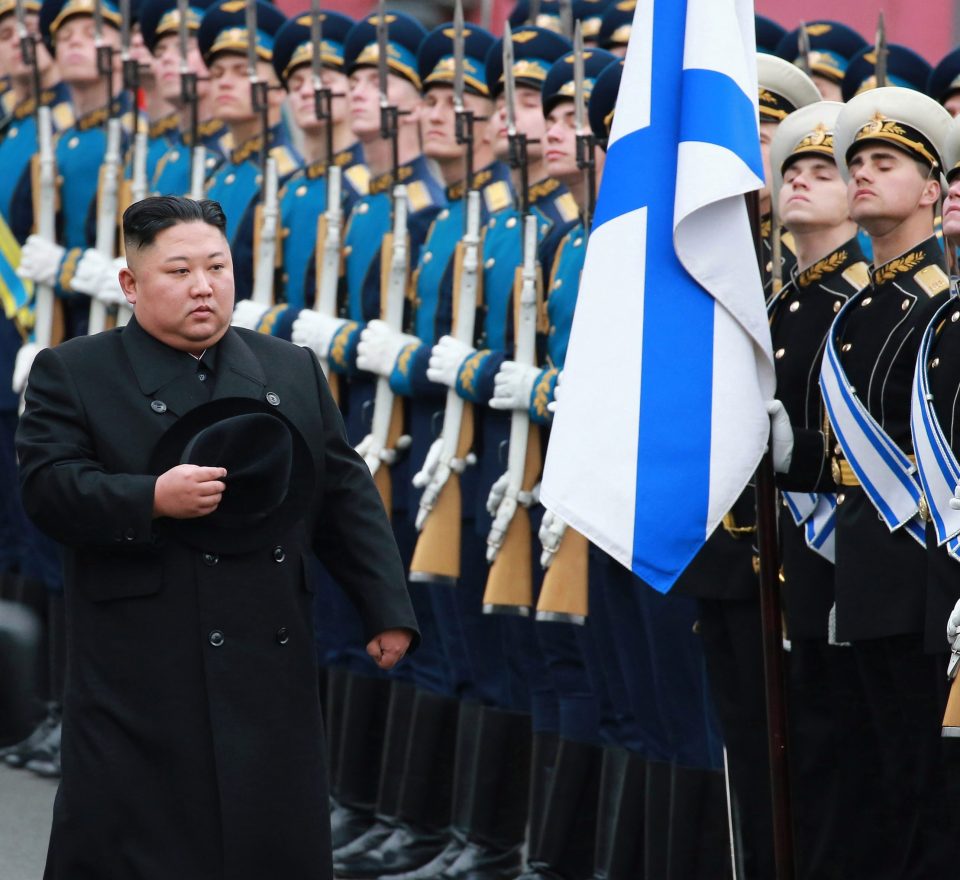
153,465,227,519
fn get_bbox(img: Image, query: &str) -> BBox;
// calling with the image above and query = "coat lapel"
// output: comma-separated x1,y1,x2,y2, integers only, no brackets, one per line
210,328,267,403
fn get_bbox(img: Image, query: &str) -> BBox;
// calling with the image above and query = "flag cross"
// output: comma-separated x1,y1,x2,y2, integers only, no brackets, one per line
588,0,763,585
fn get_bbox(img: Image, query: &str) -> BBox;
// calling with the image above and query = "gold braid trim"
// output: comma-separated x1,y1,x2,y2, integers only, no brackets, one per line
798,250,847,287
873,250,924,286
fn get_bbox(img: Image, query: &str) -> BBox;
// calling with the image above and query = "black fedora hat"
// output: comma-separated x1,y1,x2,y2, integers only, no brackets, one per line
149,397,315,554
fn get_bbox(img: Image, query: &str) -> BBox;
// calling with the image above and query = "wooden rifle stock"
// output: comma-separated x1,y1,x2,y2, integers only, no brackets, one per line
535,527,588,623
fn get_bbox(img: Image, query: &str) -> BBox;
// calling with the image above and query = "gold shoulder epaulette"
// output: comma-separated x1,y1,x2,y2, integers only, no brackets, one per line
841,261,870,292
406,180,432,213
271,147,299,178
914,263,949,298
483,180,511,214
52,102,74,132
345,163,370,195
556,192,578,223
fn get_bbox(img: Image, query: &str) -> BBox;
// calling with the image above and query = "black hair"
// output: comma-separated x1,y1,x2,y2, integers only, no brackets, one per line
122,197,227,252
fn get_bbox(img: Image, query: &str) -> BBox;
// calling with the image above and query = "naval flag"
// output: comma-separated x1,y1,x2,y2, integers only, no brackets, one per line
540,0,774,593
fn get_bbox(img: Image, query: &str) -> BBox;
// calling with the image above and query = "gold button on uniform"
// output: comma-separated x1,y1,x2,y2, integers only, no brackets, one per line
438,209,449,221
901,298,910,311
789,301,800,312
841,343,852,352
953,311,960,323
67,136,79,149
423,252,432,263
506,217,517,229
931,358,940,368
296,185,307,197
357,203,369,214
833,301,842,313
775,348,785,359
224,173,235,184
485,257,495,269
861,297,872,306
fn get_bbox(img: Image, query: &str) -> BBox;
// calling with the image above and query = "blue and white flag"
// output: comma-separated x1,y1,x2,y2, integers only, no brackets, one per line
540,0,773,593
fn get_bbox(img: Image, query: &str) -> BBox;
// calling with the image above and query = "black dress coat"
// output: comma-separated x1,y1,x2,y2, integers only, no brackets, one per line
16,318,419,880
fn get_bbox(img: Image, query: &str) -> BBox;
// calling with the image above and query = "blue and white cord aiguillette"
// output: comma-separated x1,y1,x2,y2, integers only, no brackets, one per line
540,0,772,594
910,296,960,559
781,491,837,562
819,293,926,546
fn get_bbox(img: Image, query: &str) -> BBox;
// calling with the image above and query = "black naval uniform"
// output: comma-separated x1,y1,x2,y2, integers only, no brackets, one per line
760,213,797,303
827,237,955,877
769,240,880,878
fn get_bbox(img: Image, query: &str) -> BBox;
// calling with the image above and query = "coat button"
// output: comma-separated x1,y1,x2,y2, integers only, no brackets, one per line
276,627,289,645
266,391,280,406
124,528,136,541
202,552,219,566
151,400,167,413
208,630,224,647
273,546,286,563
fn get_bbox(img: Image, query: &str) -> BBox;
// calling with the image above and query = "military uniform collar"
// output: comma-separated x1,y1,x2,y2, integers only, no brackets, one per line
303,144,362,180
794,237,866,289
368,154,431,196
149,113,179,140
230,124,285,165
445,161,511,201
183,117,228,148
870,236,940,288
74,96,130,132
528,176,562,206
12,87,61,120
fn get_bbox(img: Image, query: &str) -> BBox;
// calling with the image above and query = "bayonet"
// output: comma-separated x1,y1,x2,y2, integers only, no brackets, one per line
246,0,268,182
376,0,400,181
310,0,334,162
453,0,477,202
528,0,542,27
874,11,887,89
558,0,573,40
177,0,203,190
503,23,532,214
479,0,492,31
573,22,596,228
94,0,114,123
14,0,41,112
797,22,812,76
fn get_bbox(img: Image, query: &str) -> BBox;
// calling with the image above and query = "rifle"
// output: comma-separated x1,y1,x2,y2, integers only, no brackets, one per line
362,0,410,512
796,22,812,77
178,0,205,197
410,0,481,582
874,12,887,89
310,0,343,396
18,0,56,350
482,210,541,614
558,0,573,40
573,23,596,230
247,0,278,305
121,0,147,204
89,0,121,335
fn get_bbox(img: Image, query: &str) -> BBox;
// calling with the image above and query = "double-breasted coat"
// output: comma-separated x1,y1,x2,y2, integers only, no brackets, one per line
16,317,419,880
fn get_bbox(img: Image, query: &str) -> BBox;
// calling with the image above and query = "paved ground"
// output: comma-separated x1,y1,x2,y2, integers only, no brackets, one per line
0,764,56,879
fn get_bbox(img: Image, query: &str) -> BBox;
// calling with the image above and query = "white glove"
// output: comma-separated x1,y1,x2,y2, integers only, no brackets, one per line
94,256,127,306
232,299,271,330
357,319,419,377
12,342,40,394
427,335,475,388
547,370,563,414
356,431,411,476
17,235,65,287
490,360,540,411
71,249,114,297
291,310,347,359
948,599,960,645
539,509,568,569
766,399,794,473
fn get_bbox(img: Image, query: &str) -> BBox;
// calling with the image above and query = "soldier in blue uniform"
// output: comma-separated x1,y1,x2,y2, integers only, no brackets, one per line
766,101,879,879
17,0,130,342
596,0,632,57
0,0,72,780
841,42,932,102
774,21,866,102
572,0,613,48
231,8,365,330
755,13,786,55
928,46,960,117
198,0,298,304
139,0,228,196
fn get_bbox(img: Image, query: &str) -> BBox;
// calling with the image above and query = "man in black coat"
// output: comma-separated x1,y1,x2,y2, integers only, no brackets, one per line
16,195,419,880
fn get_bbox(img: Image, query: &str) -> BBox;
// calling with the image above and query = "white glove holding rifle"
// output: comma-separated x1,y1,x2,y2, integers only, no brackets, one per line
357,319,419,377
427,335,474,388
18,235,64,287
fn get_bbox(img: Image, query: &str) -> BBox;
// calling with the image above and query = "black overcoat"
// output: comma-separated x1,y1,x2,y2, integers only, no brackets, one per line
16,318,418,880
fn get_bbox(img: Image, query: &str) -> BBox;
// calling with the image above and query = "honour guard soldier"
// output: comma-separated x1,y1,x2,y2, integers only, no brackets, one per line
755,14,786,55
139,0,228,196
198,0,298,304
231,8,364,330
757,54,821,301
509,0,562,35
17,0,131,341
774,20,867,102
596,0,632,57
928,47,960,117
824,86,954,875
841,42,932,102
766,101,877,878
572,0,613,48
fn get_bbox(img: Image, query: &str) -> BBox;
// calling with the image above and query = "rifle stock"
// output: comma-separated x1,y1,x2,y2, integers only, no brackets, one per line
535,527,588,623
251,155,279,306
88,116,122,335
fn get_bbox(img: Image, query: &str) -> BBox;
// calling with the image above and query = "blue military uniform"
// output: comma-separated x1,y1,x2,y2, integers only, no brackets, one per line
198,0,299,303
774,20,866,88
596,0,633,53
755,14,786,55
841,42,933,102
929,46,960,109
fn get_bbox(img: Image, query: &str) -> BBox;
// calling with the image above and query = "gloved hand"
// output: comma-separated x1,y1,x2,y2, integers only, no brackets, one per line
547,369,563,414
489,360,540,411
357,319,419,377
427,336,474,388
232,299,271,330
94,257,127,306
766,399,794,473
17,235,65,287
291,310,347,359
12,342,40,394
947,598,960,645
356,431,411,476
71,249,116,298
539,509,568,568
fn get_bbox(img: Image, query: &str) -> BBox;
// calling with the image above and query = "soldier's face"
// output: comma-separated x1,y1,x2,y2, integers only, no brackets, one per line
286,65,349,133
779,156,850,233
153,33,208,105
847,145,939,235
0,12,52,81
758,121,777,207
543,99,579,184
55,16,119,85
347,66,421,141
490,85,545,163
944,91,960,119
119,221,234,355
208,54,278,123
811,75,842,102
942,176,960,242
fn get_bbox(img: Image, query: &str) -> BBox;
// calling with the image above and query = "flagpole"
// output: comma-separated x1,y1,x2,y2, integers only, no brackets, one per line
746,190,796,880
